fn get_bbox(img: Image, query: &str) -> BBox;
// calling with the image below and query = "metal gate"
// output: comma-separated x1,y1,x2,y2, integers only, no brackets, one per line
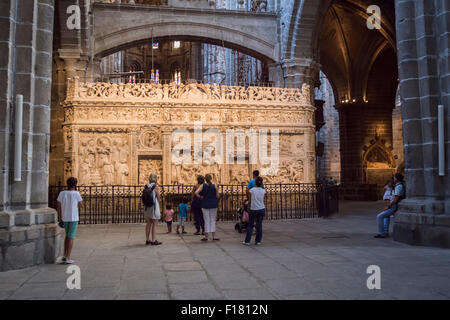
48,183,338,224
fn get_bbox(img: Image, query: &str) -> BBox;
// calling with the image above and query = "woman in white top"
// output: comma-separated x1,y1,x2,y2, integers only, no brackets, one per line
243,176,266,246
144,173,162,245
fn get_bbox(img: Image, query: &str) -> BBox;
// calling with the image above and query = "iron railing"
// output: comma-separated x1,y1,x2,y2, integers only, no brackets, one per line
48,183,338,224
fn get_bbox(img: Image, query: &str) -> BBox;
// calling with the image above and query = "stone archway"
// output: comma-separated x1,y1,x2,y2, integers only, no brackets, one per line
362,137,396,186
92,3,280,63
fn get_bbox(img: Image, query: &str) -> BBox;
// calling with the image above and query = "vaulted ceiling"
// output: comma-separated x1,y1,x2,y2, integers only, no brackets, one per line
319,0,397,106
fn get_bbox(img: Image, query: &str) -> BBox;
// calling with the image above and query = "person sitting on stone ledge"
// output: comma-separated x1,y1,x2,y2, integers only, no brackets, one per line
374,173,406,238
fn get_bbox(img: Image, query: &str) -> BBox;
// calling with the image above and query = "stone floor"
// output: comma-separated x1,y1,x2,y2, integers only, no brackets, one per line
1,201,449,300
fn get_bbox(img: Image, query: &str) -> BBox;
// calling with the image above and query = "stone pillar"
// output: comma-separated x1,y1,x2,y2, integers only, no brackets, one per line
393,0,450,247
0,0,61,271
203,0,227,84
304,127,316,183
392,97,404,172
189,42,203,81
334,103,365,185
268,62,283,87
282,58,321,90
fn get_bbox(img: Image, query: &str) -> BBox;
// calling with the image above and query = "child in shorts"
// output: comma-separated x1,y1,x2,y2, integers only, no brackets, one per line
57,177,83,264
165,204,174,234
176,198,189,234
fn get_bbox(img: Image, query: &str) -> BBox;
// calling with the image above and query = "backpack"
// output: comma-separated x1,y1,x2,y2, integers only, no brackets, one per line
142,184,156,208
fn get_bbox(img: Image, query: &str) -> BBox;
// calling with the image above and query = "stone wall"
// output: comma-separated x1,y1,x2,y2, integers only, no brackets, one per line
0,0,61,271
394,0,450,247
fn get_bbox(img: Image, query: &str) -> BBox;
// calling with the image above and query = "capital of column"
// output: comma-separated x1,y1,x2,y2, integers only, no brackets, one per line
57,49,84,81
281,58,321,89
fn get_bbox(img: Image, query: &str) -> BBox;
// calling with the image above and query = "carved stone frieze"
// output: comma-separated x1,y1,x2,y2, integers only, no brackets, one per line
61,80,316,185
67,77,313,107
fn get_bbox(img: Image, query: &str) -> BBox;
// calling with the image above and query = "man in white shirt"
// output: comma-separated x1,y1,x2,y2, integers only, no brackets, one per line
57,177,83,264
243,177,266,245
374,173,406,238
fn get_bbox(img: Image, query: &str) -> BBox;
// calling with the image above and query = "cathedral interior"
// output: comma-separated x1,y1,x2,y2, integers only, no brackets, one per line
0,0,449,271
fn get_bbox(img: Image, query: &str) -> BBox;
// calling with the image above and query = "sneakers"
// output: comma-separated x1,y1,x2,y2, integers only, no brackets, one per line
242,242,250,246
374,234,388,238
65,259,74,264
61,256,67,262
255,242,262,246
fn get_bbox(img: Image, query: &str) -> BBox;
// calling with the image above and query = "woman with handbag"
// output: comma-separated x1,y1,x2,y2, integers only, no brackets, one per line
143,173,162,246
194,174,220,242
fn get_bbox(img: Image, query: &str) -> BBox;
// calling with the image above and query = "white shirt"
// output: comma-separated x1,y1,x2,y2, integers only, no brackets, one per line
57,190,82,222
145,183,160,217
249,187,266,210
390,183,405,203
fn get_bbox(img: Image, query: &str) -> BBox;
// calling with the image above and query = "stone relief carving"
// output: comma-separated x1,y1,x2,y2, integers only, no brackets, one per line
171,162,222,185
228,165,250,185
139,128,161,149
76,134,130,185
61,79,316,185
263,159,304,184
139,159,163,185
70,78,312,105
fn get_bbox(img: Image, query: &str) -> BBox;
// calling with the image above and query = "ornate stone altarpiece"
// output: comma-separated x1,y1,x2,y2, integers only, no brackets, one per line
61,77,316,185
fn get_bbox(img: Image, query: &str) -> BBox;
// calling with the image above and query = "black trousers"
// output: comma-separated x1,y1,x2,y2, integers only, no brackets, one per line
192,204,205,232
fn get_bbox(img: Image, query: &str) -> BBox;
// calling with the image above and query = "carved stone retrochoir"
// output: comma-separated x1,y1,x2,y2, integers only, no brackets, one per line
61,78,316,185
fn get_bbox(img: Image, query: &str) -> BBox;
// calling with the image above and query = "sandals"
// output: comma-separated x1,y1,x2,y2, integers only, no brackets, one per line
145,240,152,245
151,240,162,245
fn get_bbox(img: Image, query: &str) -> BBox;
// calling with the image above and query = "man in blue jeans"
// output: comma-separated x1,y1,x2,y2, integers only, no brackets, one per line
243,177,266,245
374,173,405,238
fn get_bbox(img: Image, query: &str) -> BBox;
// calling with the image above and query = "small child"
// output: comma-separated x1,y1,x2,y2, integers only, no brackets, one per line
383,180,393,205
165,204,174,234
177,198,189,235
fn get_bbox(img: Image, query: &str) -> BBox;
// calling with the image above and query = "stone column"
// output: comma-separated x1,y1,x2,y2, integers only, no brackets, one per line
304,126,316,183
268,62,283,87
0,0,61,271
282,58,321,90
334,103,365,185
393,0,450,247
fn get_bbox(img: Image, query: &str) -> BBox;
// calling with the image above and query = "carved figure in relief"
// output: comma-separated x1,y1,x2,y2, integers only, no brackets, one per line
164,109,171,121
111,139,121,166
229,165,249,184
139,159,162,185
102,161,114,185
87,140,96,168
79,160,91,185
119,140,129,163
180,83,207,100
116,161,129,185
280,136,291,154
